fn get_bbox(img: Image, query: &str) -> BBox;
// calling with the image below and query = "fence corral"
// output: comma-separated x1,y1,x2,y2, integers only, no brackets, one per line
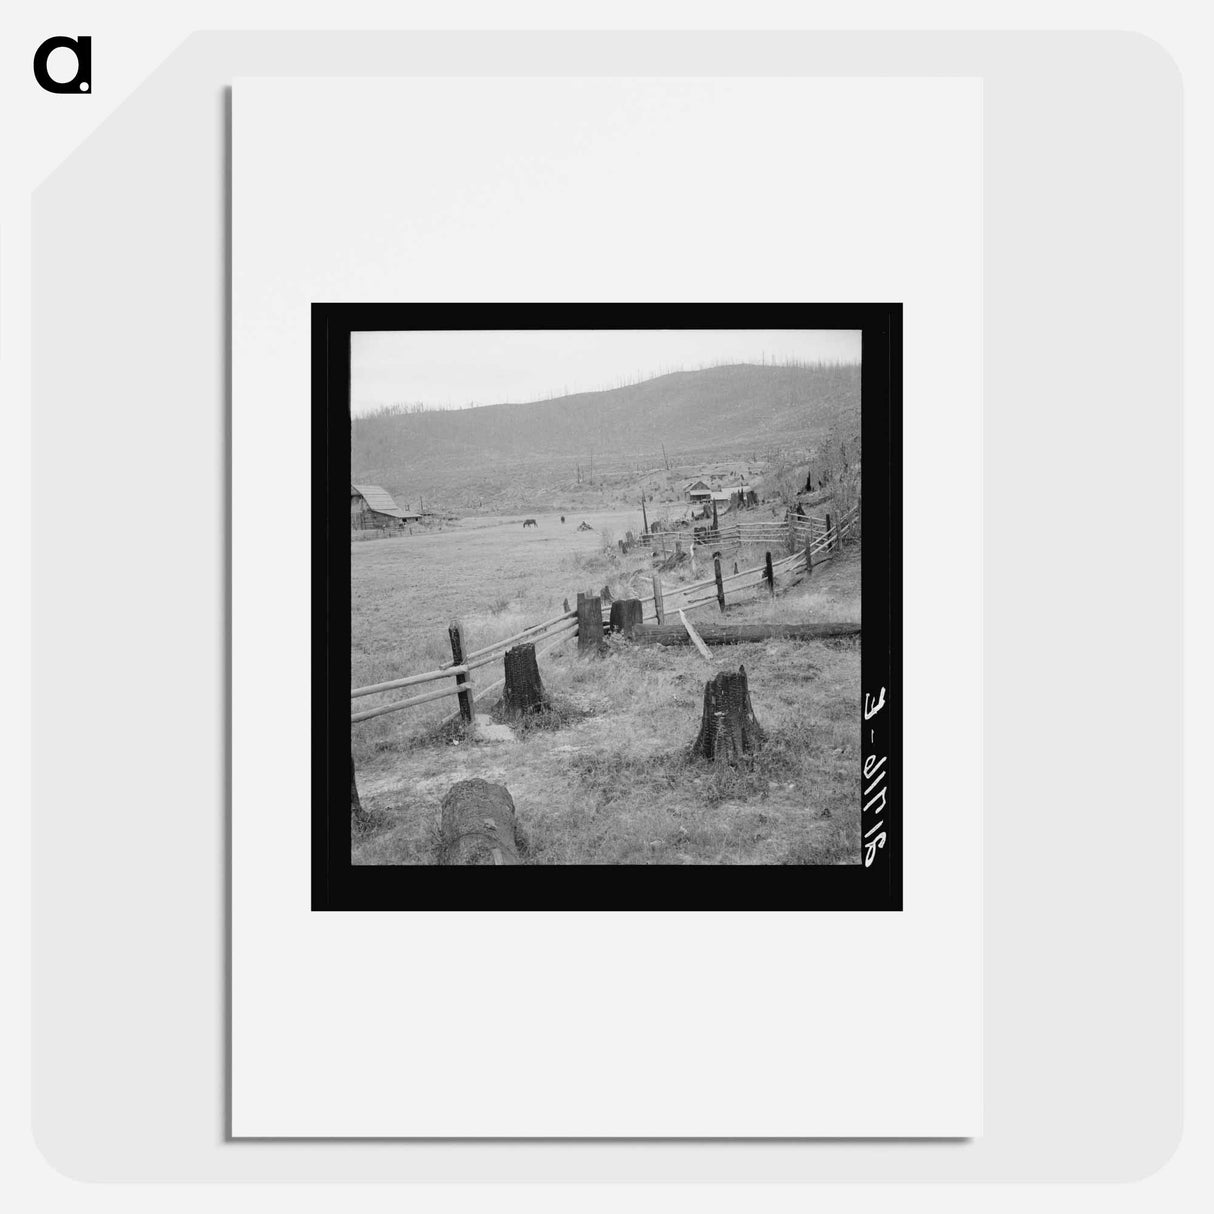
629,502,859,558
349,503,860,727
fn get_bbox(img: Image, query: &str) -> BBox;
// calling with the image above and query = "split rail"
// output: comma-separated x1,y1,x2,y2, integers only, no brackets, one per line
350,503,859,727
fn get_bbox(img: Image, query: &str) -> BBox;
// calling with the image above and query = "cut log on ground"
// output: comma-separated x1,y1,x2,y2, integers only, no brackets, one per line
501,642,549,719
633,621,860,646
608,598,644,638
439,778,521,865
691,665,765,767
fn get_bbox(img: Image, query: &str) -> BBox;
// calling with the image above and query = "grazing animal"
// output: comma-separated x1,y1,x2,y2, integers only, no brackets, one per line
561,515,566,523
522,518,538,529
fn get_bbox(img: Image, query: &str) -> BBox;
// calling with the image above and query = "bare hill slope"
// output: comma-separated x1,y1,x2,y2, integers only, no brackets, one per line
351,361,859,512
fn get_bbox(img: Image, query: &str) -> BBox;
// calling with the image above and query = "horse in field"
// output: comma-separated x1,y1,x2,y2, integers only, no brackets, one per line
522,518,538,528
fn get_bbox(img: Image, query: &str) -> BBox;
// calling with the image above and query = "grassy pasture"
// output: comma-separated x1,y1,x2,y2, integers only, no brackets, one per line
351,502,862,866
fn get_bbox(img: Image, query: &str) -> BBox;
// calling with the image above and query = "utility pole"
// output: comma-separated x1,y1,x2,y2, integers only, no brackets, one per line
640,492,649,536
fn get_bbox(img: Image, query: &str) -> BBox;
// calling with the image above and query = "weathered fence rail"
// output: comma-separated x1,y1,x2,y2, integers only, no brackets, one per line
633,503,858,557
351,503,860,727
351,607,577,725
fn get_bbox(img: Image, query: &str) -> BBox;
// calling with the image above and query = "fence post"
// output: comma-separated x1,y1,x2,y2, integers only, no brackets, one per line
826,512,835,552
765,551,776,597
577,592,604,655
447,619,475,724
651,572,665,624
804,542,813,577
712,498,719,531
714,552,726,613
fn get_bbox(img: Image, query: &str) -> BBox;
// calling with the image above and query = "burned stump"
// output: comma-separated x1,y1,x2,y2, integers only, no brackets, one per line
608,597,644,638
502,642,549,719
439,778,521,865
691,665,766,768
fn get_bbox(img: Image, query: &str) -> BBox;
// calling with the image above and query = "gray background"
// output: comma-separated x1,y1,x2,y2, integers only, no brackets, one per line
31,31,1181,1181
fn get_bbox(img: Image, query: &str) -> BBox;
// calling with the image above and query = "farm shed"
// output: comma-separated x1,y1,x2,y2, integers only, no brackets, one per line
350,483,419,529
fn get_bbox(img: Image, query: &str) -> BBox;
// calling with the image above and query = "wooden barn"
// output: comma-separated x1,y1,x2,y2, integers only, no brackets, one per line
350,483,419,529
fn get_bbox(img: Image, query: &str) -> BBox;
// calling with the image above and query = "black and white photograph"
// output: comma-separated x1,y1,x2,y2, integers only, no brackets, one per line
313,304,901,908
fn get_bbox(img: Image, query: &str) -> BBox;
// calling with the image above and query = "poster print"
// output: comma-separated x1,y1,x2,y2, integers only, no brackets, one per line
313,304,900,910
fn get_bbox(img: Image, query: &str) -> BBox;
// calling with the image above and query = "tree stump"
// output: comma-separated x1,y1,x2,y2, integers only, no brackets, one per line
350,752,366,822
439,779,521,864
608,598,644,638
690,665,766,768
577,593,604,655
502,643,548,719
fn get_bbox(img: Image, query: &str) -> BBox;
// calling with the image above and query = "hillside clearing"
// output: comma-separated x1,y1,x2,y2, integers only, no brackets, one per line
353,547,861,866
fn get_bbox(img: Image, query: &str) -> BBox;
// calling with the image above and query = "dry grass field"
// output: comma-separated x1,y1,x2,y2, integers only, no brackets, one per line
351,509,862,866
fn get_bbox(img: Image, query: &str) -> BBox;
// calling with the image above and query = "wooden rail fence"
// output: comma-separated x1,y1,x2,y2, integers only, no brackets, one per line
350,503,859,726
350,608,578,725
633,502,858,557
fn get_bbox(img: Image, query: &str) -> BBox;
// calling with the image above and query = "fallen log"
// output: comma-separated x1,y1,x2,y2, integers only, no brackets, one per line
632,621,860,646
439,778,522,865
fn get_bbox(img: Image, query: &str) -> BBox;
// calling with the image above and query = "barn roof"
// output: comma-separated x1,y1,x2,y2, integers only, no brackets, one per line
351,483,408,518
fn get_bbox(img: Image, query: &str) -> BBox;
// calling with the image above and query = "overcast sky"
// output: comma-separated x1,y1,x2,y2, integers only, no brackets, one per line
350,329,861,414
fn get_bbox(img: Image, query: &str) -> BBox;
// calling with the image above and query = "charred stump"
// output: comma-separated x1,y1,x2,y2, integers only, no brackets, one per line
439,778,521,865
691,665,766,768
608,597,644,638
502,643,549,719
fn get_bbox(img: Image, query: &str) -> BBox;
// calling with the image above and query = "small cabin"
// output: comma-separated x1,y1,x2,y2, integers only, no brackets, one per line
350,483,419,529
683,479,712,502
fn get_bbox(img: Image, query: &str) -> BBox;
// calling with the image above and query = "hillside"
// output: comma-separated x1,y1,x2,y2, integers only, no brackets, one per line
351,361,860,513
